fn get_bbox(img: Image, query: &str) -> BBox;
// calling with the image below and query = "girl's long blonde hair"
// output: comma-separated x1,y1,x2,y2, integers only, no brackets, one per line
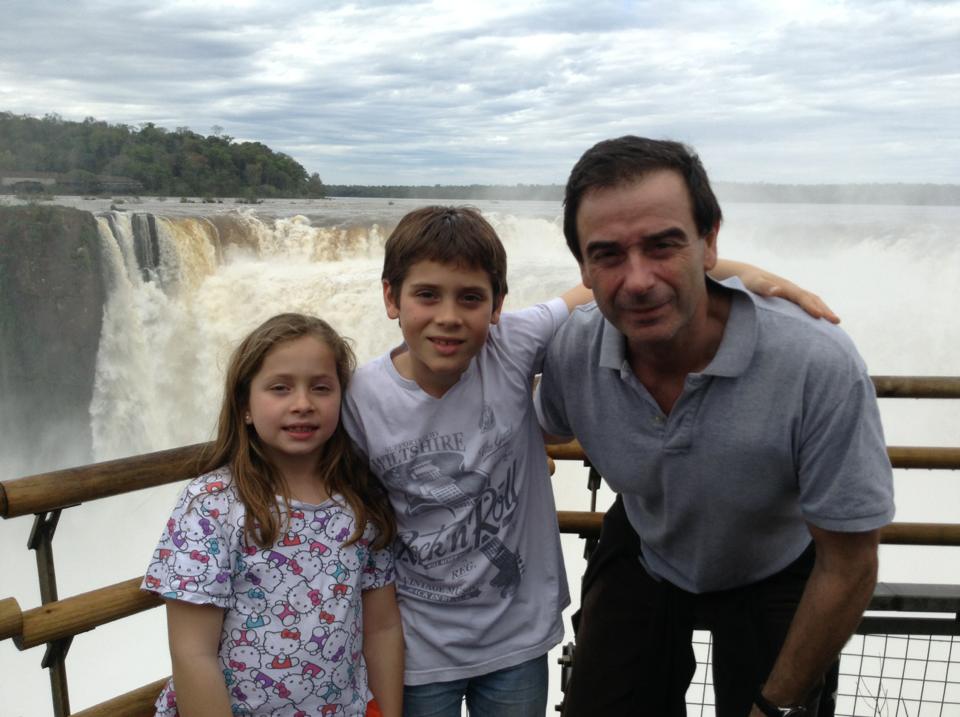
197,313,395,550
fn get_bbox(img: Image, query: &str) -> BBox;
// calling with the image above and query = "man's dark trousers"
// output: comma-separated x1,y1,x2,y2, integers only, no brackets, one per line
561,496,837,716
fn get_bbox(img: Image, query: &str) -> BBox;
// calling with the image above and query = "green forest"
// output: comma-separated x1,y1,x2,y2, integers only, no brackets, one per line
0,112,325,198
2,111,958,205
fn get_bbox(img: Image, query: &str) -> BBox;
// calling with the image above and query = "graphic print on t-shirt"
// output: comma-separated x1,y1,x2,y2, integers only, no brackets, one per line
375,421,525,603
386,451,487,516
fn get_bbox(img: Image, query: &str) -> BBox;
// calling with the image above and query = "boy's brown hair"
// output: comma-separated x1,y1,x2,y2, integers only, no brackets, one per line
382,206,508,304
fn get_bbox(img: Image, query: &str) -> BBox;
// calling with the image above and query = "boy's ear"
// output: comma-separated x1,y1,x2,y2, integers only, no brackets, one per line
382,279,400,319
490,294,505,325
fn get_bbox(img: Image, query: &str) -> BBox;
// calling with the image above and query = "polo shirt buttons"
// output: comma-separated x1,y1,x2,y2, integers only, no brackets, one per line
653,415,666,426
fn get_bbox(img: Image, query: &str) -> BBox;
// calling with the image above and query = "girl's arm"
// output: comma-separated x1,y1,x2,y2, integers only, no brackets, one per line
711,258,840,324
363,583,404,717
166,600,232,717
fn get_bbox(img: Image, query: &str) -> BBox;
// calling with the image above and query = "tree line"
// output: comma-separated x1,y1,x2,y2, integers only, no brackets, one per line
327,182,960,206
0,112,325,199
2,111,956,205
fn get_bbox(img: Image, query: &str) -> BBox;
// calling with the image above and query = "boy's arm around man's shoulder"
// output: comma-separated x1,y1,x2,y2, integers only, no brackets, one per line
553,267,839,322
559,283,593,313
533,309,577,445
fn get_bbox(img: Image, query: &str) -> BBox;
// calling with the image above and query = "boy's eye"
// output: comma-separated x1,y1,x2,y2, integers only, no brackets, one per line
414,289,437,300
312,384,333,393
461,293,484,304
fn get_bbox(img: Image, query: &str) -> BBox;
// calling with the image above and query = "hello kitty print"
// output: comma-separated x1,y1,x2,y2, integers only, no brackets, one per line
142,467,395,716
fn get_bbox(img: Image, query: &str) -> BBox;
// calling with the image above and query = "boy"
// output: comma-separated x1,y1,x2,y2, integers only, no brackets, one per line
342,205,836,717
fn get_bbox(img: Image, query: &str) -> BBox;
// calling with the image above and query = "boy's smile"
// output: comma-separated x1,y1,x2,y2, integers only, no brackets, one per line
383,260,503,398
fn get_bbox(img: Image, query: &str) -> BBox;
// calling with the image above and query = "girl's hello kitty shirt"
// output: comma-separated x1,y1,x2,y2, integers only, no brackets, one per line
141,467,395,717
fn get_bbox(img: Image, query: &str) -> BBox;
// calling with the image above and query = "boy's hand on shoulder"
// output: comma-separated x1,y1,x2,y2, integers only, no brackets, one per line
711,259,840,324
760,280,839,324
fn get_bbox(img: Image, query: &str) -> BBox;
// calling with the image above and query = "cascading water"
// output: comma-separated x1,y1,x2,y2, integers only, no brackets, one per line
2,197,958,715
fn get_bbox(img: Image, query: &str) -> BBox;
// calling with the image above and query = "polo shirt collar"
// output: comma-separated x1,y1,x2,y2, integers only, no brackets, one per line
597,275,759,378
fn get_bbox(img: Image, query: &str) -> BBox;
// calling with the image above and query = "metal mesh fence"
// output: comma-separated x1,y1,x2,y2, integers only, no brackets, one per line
685,631,960,717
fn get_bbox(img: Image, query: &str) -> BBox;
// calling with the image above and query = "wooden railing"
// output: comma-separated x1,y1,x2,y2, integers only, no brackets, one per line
2,375,959,716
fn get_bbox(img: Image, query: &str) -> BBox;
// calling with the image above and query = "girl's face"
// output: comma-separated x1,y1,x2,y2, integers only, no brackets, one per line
246,335,341,475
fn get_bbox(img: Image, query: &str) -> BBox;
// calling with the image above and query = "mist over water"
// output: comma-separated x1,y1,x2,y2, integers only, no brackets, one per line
2,197,958,715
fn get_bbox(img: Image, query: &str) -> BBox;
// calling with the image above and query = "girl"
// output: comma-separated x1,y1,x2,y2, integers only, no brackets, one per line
142,313,402,717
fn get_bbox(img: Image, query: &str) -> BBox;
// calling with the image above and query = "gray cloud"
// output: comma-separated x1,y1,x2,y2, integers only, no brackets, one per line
0,0,956,183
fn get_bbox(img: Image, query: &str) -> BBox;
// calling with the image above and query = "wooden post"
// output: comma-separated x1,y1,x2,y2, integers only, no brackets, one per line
29,509,70,717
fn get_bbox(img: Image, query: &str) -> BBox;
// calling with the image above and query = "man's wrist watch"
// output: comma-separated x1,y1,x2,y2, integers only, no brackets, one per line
754,692,809,716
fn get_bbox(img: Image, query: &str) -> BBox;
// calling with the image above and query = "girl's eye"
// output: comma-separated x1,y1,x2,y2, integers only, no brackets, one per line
269,384,290,393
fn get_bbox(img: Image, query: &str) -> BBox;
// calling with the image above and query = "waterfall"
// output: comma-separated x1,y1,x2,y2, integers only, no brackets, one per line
86,207,579,462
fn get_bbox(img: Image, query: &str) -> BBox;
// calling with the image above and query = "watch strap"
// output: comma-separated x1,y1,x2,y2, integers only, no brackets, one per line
754,691,808,716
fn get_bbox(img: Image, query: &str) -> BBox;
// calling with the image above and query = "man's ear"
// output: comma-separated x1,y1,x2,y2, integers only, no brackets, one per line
702,223,720,272
579,261,593,290
382,279,400,319
490,294,506,325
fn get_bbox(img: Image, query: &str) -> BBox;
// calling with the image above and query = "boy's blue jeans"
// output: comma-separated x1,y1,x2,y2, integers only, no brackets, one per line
402,654,548,717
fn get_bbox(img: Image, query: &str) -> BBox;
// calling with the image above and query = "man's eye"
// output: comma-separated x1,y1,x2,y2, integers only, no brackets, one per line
591,250,619,264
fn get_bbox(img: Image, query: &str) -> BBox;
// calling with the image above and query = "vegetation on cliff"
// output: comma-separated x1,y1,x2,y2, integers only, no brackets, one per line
2,111,957,205
0,112,326,199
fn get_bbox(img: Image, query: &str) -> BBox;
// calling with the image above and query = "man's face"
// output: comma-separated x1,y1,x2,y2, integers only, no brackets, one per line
576,170,718,354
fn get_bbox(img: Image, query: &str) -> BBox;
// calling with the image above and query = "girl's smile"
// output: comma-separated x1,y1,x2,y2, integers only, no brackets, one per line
246,335,342,477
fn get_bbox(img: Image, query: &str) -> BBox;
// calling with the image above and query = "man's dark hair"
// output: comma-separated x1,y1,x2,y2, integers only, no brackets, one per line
563,136,723,262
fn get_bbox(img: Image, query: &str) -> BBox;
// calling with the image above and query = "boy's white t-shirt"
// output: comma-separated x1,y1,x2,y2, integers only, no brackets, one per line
343,298,571,685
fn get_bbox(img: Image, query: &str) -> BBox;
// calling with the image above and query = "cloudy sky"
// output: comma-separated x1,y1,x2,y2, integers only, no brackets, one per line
1,0,957,185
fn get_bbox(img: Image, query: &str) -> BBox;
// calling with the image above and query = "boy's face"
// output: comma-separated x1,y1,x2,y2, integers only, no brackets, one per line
383,259,504,398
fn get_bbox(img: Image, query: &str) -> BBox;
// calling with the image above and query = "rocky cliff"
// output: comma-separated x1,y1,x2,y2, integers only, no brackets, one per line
0,205,106,476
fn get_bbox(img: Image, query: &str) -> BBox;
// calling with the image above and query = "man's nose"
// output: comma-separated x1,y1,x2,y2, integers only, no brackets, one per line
622,251,656,294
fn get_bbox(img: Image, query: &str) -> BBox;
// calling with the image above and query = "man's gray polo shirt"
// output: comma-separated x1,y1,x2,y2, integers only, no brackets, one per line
535,277,895,594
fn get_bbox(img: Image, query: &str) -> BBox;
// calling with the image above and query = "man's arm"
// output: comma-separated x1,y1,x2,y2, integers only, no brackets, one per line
711,259,840,324
750,525,879,715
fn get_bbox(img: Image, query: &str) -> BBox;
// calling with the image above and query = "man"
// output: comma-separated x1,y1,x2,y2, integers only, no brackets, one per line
535,136,895,716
